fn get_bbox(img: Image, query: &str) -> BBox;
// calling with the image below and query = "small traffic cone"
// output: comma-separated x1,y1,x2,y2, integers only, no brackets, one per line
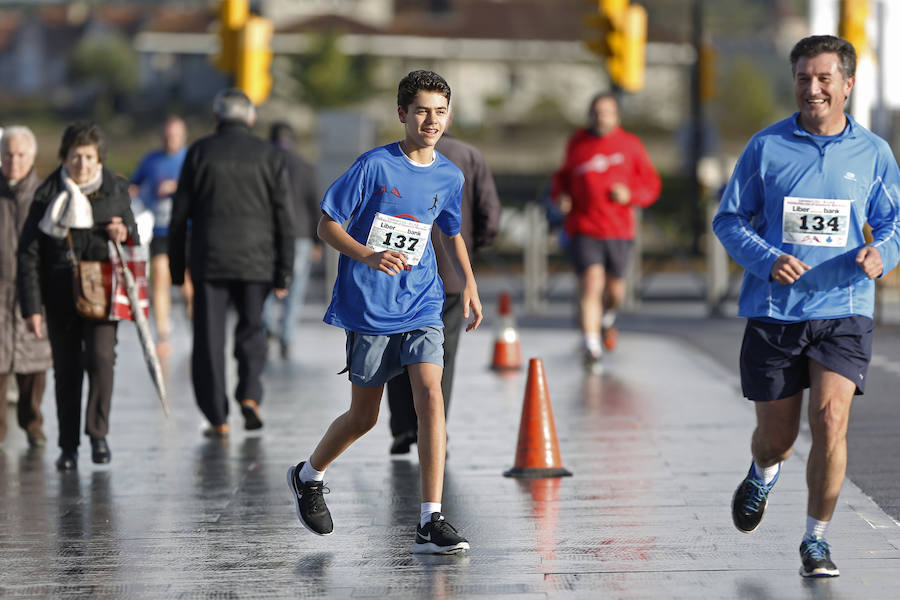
491,292,522,370
504,358,572,478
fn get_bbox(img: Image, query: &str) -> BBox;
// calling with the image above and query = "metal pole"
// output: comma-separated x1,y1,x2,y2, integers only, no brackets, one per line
624,208,641,311
705,199,728,315
524,202,548,314
689,0,704,255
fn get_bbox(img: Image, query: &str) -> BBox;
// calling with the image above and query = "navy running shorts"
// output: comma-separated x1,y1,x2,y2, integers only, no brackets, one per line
342,326,444,387
567,236,632,277
739,316,874,401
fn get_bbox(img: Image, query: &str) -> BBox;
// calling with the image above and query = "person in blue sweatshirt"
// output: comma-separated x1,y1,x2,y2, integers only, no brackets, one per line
285,70,482,555
713,35,900,579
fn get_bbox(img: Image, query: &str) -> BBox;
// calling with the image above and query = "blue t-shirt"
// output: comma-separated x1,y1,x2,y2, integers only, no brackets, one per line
130,147,188,236
322,143,464,334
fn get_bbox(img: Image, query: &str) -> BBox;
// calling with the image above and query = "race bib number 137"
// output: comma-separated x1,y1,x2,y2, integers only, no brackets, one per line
365,212,432,266
782,196,851,248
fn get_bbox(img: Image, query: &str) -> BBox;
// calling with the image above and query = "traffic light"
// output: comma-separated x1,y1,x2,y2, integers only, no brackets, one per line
214,0,249,74
584,0,647,92
839,0,869,57
235,16,273,105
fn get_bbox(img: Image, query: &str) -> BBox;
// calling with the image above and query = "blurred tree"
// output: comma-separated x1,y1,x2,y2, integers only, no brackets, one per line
715,56,779,137
68,33,139,118
291,31,376,108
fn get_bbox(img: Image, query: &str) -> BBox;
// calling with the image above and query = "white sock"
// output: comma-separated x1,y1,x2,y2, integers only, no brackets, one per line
420,502,441,528
752,460,781,485
299,460,325,483
805,515,829,539
584,333,602,355
601,311,617,329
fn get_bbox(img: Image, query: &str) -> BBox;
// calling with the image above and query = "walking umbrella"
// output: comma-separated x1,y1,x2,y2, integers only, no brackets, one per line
113,240,170,416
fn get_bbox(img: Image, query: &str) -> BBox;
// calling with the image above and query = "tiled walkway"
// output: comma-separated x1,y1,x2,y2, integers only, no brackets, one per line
1,296,898,598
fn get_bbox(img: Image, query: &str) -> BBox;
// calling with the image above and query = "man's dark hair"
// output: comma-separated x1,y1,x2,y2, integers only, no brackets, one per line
269,121,295,146
790,35,857,80
397,70,451,110
58,121,106,162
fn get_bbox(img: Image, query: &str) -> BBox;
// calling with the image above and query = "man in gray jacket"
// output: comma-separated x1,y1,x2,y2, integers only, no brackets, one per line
386,125,501,454
0,126,52,447
169,89,294,437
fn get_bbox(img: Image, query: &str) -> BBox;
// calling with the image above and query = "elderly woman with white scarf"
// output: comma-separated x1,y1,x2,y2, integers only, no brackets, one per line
17,121,138,471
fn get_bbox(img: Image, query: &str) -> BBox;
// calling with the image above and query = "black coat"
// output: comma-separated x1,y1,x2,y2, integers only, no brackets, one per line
17,166,137,318
169,120,294,288
279,146,319,240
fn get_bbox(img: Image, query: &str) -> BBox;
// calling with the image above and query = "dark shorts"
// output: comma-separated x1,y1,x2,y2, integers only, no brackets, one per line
739,316,874,401
343,326,444,388
567,236,632,277
149,236,168,257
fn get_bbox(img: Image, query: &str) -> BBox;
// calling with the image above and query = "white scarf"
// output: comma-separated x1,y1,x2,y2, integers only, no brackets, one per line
38,166,102,238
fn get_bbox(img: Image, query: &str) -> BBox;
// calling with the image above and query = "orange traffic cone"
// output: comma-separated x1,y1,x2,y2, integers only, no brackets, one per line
491,292,522,370
504,358,572,478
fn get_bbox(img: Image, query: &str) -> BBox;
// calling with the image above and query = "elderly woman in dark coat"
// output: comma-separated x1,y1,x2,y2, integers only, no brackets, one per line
18,122,138,471
0,126,52,448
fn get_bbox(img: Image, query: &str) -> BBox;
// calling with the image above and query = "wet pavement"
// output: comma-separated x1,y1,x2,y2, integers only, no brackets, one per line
2,279,899,599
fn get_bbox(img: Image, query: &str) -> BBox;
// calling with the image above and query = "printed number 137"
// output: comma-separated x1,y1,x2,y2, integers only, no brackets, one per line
383,231,419,252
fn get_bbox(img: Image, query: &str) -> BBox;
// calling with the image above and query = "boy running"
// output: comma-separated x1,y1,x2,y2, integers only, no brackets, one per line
287,70,482,554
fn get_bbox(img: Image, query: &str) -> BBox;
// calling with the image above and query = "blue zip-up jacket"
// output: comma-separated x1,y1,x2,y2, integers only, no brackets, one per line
713,113,900,321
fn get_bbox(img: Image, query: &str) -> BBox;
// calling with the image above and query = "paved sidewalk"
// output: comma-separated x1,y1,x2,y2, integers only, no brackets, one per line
1,292,898,598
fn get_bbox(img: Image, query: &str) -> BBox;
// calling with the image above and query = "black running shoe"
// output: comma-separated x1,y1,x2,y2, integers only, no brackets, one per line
286,462,333,536
799,536,839,577
583,350,603,374
731,463,780,533
412,513,470,554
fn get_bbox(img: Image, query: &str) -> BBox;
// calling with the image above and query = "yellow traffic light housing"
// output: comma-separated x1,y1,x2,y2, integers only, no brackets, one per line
235,16,273,105
214,0,249,74
839,0,869,57
698,42,716,101
584,0,647,92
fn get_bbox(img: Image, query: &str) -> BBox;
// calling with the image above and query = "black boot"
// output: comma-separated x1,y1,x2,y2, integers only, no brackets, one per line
56,450,78,471
91,437,111,464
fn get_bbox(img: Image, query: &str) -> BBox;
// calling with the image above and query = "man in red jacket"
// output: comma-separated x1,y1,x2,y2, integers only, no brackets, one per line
552,93,661,369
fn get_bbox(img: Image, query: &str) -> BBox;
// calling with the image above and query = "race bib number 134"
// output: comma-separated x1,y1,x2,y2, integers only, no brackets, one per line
365,212,432,266
782,196,851,248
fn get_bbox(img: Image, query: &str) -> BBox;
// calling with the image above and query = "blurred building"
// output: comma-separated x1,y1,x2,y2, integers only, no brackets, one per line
0,0,696,133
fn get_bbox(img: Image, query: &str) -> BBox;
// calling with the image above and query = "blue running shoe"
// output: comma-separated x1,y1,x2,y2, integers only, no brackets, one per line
731,463,779,533
799,535,839,577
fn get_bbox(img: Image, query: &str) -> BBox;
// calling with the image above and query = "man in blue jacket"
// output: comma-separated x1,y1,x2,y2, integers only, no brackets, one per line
713,35,900,578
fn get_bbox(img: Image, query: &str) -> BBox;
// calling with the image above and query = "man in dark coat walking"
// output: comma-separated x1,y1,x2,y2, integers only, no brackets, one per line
169,89,294,436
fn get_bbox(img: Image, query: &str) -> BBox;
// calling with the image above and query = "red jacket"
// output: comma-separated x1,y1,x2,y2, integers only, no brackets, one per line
551,126,661,240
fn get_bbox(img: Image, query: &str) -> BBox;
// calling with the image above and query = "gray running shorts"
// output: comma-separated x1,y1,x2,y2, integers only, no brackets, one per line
342,326,444,387
567,236,632,277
